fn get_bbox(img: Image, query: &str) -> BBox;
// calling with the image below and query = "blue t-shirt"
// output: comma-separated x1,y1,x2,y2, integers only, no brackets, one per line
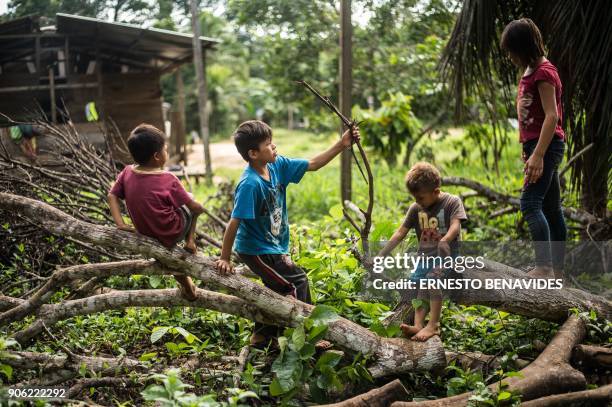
232,155,309,255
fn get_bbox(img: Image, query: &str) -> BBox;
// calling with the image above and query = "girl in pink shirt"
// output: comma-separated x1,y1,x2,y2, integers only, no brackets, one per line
501,18,566,280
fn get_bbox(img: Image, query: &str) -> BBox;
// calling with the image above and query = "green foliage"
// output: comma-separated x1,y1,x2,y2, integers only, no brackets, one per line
141,369,258,406
445,365,522,406
269,305,372,403
356,92,422,166
0,336,19,383
461,124,511,172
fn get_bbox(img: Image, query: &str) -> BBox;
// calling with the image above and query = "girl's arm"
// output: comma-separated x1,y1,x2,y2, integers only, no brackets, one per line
525,81,559,183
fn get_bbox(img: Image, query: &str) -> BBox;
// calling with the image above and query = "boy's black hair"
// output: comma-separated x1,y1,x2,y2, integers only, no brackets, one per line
127,123,166,165
233,120,272,162
501,18,545,67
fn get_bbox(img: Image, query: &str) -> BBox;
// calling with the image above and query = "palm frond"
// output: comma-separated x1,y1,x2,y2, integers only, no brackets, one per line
441,0,611,216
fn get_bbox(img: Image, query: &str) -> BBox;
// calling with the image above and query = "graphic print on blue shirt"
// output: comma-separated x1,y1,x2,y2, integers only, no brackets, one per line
231,156,309,255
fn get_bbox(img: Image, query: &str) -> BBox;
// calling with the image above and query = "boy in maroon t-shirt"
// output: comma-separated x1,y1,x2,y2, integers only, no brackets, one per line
108,123,204,300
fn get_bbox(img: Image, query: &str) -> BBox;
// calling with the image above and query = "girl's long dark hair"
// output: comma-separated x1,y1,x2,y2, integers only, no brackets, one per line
501,18,545,67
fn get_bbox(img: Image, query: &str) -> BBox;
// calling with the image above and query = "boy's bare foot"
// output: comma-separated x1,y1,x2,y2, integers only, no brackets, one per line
527,266,554,279
400,323,423,338
315,340,333,351
175,275,197,301
184,240,197,254
411,324,440,342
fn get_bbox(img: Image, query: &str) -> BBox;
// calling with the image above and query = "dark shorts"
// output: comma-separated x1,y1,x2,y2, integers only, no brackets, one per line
238,253,311,338
173,205,193,245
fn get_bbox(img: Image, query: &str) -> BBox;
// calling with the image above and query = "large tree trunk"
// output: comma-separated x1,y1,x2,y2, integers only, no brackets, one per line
0,192,445,378
451,259,611,322
391,315,588,406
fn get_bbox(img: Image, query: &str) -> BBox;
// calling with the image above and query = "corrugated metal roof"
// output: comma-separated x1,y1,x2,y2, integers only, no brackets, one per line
0,14,39,35
55,13,219,69
0,13,220,70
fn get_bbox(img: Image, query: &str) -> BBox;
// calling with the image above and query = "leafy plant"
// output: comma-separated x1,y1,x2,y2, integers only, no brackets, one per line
0,336,19,383
269,305,372,404
356,92,422,166
141,369,257,407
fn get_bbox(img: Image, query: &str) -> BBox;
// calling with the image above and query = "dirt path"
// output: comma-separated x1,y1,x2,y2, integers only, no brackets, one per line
183,141,244,173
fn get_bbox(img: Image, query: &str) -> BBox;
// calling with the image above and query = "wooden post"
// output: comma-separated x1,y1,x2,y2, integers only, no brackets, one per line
190,0,212,183
48,67,57,123
339,0,353,202
175,69,187,165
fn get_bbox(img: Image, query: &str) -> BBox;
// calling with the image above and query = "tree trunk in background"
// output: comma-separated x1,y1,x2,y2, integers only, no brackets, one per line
339,0,352,202
287,105,294,130
190,0,212,182
175,68,187,165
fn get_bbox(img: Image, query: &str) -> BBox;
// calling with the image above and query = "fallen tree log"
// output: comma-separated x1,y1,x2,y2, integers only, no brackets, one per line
0,192,446,378
319,379,410,407
391,315,588,406
381,258,611,326
520,383,612,407
572,344,612,369
2,350,145,386
449,259,612,322
7,288,282,343
0,259,159,327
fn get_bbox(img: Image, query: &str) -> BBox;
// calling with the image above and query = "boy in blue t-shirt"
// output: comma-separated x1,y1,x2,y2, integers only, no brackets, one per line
216,120,359,348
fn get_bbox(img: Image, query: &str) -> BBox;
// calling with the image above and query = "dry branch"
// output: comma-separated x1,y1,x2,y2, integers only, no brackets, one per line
0,259,159,327
319,379,410,407
442,176,600,225
2,350,145,386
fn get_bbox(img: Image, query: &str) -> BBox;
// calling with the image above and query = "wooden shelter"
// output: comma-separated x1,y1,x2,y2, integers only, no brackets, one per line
0,13,219,162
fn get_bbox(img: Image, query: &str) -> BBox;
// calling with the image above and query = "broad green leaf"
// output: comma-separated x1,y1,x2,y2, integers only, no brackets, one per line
149,275,162,288
139,352,158,362
291,325,305,351
315,351,343,370
269,378,285,396
309,305,339,327
497,391,512,401
150,326,170,344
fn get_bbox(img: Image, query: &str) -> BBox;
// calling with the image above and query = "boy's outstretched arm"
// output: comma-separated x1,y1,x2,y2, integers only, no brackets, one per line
216,217,240,274
377,225,409,257
307,127,360,171
107,193,135,232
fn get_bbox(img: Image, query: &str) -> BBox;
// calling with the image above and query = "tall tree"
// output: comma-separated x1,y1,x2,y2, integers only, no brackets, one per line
190,0,212,181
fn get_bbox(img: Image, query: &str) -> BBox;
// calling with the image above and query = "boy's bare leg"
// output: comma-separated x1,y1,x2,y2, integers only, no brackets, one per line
183,213,200,254
174,274,197,301
400,291,426,338
413,291,441,341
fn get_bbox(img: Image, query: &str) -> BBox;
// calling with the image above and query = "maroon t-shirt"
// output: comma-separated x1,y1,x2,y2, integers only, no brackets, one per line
517,60,565,143
109,166,192,247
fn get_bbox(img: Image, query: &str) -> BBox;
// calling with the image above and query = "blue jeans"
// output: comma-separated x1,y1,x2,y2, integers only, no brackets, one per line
520,138,567,269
